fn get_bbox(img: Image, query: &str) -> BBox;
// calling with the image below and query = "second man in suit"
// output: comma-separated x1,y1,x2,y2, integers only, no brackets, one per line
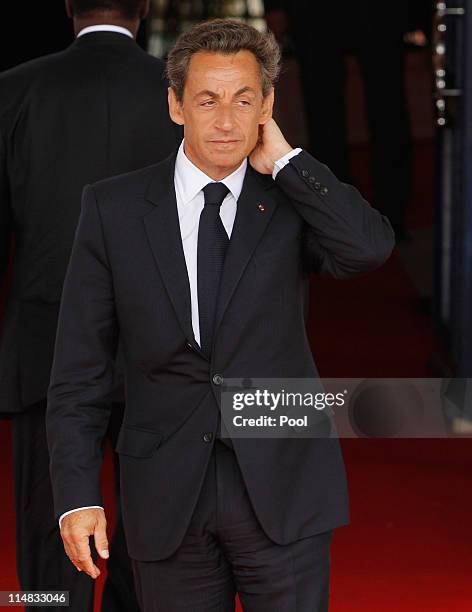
0,0,180,609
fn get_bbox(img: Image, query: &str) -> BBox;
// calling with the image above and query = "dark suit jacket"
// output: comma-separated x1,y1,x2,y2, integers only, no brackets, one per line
0,32,181,413
47,148,395,561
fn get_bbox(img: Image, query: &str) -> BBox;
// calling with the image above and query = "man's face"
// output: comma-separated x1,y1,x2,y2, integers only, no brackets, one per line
168,50,274,179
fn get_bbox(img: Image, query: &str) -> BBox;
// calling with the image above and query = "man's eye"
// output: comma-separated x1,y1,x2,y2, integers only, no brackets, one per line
238,100,251,106
201,100,216,107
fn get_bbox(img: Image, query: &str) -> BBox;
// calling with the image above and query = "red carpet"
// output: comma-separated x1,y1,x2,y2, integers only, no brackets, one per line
1,143,472,610
309,262,472,611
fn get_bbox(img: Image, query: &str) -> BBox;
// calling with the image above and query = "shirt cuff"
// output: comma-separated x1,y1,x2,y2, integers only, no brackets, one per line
272,147,303,180
59,506,104,528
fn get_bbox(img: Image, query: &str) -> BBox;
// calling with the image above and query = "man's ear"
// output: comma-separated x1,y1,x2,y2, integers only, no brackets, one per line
168,87,185,126
65,0,73,18
259,88,275,125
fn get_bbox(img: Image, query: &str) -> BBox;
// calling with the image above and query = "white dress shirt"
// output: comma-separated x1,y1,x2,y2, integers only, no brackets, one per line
175,140,246,345
58,141,302,526
77,24,134,39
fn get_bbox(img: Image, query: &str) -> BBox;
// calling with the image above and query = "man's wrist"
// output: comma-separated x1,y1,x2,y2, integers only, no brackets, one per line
59,506,104,528
272,147,303,179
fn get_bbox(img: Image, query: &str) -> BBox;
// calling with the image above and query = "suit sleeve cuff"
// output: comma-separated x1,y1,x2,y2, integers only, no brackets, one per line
272,147,303,180
59,506,104,528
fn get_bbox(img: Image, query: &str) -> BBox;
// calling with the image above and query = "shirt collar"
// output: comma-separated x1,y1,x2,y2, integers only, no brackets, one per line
77,25,134,39
175,139,247,206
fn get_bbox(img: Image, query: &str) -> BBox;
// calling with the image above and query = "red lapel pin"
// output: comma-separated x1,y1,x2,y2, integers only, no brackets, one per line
258,203,265,212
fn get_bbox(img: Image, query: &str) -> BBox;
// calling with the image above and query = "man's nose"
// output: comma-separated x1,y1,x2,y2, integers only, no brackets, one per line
214,105,235,131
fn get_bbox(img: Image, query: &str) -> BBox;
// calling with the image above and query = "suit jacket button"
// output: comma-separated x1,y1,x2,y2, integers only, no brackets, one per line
203,432,213,443
321,186,329,195
308,176,316,184
301,169,309,178
314,181,321,190
212,374,224,386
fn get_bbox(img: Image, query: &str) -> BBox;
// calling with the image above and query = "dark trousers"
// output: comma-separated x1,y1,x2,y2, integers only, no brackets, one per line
11,400,139,612
132,440,333,611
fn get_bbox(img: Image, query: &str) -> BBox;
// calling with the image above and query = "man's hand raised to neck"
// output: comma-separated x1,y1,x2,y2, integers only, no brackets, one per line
249,118,293,175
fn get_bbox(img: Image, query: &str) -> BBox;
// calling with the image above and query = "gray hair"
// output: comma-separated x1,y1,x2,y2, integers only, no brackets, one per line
166,19,281,102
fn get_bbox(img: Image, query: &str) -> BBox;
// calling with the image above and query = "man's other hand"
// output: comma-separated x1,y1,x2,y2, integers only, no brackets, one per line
60,508,109,579
249,118,292,175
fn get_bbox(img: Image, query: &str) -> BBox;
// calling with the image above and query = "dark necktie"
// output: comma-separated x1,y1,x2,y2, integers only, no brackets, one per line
197,182,230,357
198,182,234,450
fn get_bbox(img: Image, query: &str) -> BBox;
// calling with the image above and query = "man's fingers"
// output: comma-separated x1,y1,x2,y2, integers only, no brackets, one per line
76,555,101,579
93,524,109,559
63,549,82,573
68,551,100,579
64,533,100,579
68,547,100,579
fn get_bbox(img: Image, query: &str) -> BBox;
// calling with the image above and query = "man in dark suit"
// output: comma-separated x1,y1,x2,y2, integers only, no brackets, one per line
0,0,180,609
47,19,395,611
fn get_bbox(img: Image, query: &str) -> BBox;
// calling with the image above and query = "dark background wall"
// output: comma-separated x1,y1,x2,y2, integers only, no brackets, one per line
0,3,148,72
0,4,74,71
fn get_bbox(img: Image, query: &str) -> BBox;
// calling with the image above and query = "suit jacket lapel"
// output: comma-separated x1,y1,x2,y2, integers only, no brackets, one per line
142,156,278,353
143,153,195,345
214,165,278,336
